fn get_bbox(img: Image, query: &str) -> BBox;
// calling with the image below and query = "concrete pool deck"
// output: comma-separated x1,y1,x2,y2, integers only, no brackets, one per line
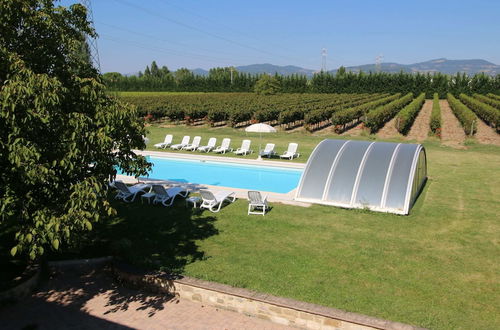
116,150,310,207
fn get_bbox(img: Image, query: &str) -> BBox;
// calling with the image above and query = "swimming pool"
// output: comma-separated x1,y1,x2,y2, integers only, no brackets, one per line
140,156,303,193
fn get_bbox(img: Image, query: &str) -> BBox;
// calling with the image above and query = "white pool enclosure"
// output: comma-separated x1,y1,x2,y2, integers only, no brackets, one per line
295,139,427,215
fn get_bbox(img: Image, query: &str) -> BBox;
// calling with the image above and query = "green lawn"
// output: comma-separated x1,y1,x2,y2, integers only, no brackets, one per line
56,125,499,329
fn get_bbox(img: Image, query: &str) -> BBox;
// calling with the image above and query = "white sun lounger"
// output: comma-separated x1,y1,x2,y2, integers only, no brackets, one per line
247,191,269,216
154,134,173,149
213,138,232,154
182,136,201,151
280,143,300,160
171,135,190,150
197,137,217,152
233,139,253,155
199,189,236,213
112,181,151,202
151,184,188,206
259,143,276,158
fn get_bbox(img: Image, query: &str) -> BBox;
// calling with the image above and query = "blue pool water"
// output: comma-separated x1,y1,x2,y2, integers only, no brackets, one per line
140,157,302,193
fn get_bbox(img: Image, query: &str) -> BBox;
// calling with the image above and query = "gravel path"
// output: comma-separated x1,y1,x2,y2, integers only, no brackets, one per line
376,116,403,139
406,100,432,141
474,119,500,146
439,100,466,147
341,122,366,136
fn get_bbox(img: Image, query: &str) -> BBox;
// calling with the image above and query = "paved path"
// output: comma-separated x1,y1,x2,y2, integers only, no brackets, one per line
0,266,291,330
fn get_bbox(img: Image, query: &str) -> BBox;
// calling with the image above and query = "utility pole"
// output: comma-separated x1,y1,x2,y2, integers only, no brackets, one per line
321,48,327,72
375,54,383,73
230,67,234,85
80,0,101,72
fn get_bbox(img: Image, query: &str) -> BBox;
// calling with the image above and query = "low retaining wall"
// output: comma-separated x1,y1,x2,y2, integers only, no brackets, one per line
0,264,41,303
112,263,425,330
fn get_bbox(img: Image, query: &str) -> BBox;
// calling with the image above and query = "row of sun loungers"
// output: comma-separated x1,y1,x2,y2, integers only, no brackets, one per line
111,181,237,213
153,135,299,159
112,181,268,215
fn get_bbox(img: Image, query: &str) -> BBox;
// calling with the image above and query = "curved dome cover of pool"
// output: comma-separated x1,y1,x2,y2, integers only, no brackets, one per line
295,139,427,215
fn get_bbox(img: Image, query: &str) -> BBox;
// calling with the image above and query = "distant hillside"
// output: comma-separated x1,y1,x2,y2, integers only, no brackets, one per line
332,58,500,75
190,64,315,77
189,59,500,77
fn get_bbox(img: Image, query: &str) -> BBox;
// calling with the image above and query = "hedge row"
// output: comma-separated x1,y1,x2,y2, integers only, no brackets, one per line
394,93,426,135
447,93,477,135
487,93,500,101
473,94,500,109
429,93,442,136
329,94,400,130
303,93,389,131
460,94,500,132
363,93,414,133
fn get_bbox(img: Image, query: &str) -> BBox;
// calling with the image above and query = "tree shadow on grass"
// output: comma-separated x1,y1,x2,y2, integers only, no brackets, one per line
100,198,219,274
53,197,219,275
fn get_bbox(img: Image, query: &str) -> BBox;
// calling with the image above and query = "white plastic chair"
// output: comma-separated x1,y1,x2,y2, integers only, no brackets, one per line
182,136,201,151
213,138,232,154
171,136,190,150
153,134,173,149
197,137,217,152
279,143,300,160
151,184,188,206
233,139,252,155
259,143,276,158
112,181,151,202
199,190,236,213
247,191,268,216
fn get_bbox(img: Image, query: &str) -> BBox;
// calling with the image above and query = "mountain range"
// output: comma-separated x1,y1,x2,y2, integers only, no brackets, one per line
191,58,500,77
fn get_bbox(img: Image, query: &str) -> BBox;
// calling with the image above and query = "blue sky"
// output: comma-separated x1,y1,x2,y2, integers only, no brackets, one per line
61,0,500,73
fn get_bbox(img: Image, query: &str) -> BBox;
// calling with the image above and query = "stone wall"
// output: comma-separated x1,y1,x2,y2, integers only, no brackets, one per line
113,264,425,330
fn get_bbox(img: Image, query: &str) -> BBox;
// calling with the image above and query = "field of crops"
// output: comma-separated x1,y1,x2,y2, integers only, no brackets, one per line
118,92,500,144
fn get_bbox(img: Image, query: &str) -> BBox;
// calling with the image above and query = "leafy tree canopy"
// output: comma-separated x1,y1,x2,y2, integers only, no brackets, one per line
254,74,281,95
0,0,150,260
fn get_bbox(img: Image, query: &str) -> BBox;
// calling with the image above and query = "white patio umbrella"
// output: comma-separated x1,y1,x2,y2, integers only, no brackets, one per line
245,123,277,159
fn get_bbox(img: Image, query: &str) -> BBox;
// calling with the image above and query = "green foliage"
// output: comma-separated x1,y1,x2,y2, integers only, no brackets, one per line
330,94,400,130
254,74,281,95
120,92,385,129
303,93,388,131
474,93,500,109
447,94,478,135
429,93,442,136
364,93,414,133
103,60,500,95
460,94,500,132
395,93,426,135
0,0,150,260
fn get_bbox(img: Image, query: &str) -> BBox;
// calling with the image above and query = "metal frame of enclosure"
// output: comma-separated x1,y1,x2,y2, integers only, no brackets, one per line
295,139,427,215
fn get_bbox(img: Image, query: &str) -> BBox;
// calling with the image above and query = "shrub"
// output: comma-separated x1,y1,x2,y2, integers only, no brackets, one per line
473,94,500,109
394,93,426,134
364,93,414,133
330,94,400,130
429,93,442,136
460,94,500,132
447,94,477,135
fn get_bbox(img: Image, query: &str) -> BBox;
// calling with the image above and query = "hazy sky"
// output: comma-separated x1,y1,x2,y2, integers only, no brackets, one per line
61,0,500,73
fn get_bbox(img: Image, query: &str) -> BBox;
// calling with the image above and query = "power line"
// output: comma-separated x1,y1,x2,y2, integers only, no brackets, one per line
96,21,272,64
100,34,248,67
80,0,101,71
158,0,305,57
110,0,308,65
